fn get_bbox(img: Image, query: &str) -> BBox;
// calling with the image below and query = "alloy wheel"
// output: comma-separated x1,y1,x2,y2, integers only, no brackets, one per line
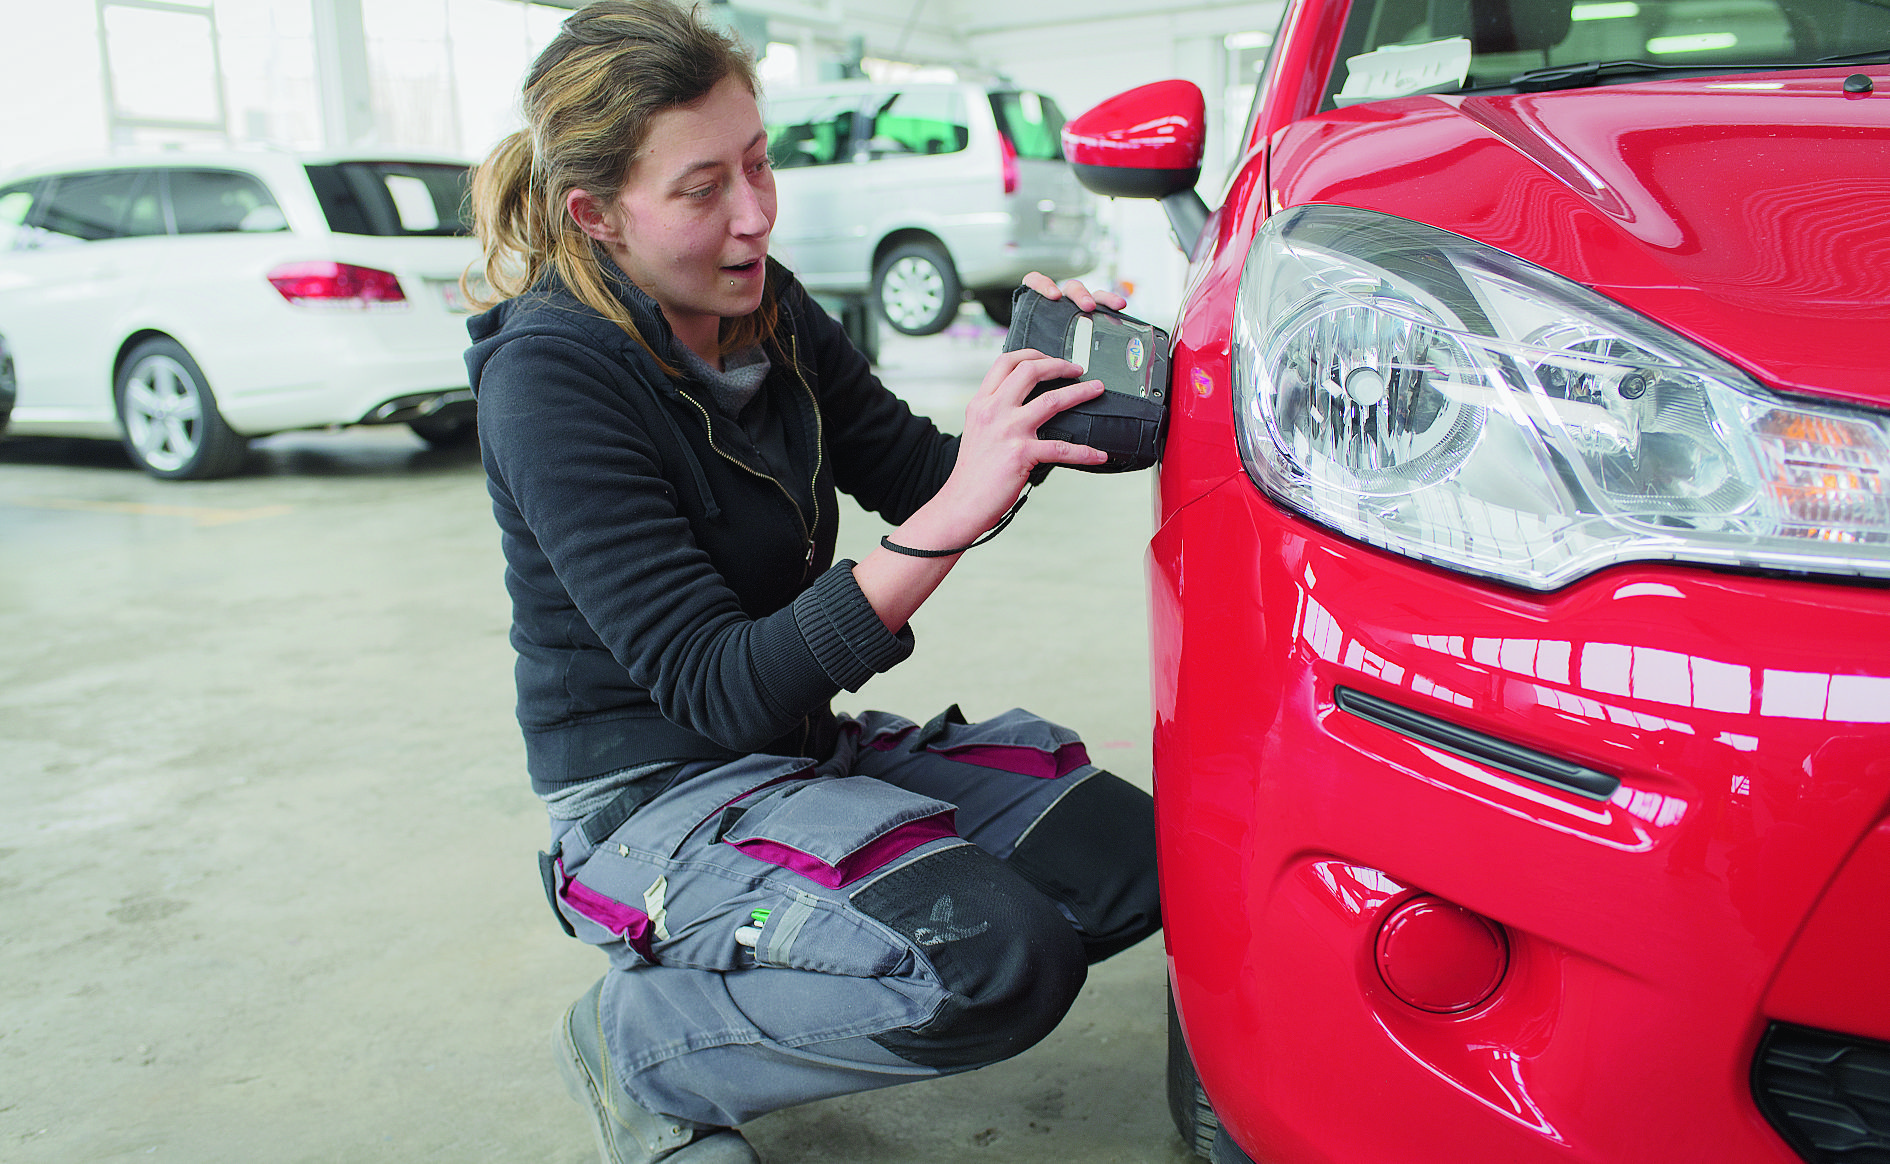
880,255,947,332
121,354,206,474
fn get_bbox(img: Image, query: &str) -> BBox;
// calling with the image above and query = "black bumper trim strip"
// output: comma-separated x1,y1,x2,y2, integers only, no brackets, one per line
1335,686,1621,802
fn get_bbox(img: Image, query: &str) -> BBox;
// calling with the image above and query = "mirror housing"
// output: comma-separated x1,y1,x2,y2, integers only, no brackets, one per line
1062,80,1211,251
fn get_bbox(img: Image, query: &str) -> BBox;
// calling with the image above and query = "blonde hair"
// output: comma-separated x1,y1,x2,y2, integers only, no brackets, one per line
467,0,774,361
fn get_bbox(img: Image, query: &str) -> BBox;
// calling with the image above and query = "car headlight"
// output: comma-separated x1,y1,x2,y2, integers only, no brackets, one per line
1233,205,1890,590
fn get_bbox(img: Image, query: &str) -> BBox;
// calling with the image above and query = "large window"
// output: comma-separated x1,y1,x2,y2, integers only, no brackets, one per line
167,168,284,234
864,89,969,157
990,91,1067,161
303,162,471,237
36,171,155,245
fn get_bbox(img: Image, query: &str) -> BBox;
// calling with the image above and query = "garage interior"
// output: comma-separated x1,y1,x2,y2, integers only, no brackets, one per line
0,1,1283,1160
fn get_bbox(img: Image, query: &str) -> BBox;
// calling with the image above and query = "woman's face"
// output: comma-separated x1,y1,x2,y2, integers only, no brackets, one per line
571,74,776,360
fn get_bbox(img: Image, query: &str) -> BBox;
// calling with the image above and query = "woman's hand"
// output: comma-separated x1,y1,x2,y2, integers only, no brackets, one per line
1020,272,1129,315
931,345,1109,538
849,272,1125,633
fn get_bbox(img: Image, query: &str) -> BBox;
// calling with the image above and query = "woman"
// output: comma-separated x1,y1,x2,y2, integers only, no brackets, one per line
465,4,1159,1162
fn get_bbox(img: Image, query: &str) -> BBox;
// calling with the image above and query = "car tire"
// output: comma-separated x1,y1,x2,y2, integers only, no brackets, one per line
114,338,248,480
1168,988,1221,1159
874,240,961,336
975,288,1015,327
408,415,477,448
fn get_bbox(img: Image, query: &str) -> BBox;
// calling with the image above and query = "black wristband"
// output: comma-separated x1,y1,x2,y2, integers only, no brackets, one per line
879,536,969,558
878,486,1034,559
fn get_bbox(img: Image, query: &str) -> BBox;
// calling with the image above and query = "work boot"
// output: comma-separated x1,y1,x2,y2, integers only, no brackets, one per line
555,979,760,1164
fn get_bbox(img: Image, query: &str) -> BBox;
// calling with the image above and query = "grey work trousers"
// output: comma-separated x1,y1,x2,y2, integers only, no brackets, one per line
543,707,1161,1127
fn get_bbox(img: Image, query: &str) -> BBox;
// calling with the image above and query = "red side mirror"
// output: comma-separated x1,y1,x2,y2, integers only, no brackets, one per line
1062,80,1207,200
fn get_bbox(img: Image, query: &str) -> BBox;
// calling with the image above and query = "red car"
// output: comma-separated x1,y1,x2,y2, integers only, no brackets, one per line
1063,1,1890,1162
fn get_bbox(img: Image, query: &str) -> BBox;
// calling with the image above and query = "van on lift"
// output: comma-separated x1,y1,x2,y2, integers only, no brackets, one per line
764,79,1100,336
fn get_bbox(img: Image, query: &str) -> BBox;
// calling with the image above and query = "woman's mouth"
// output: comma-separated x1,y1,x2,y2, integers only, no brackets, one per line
722,259,763,277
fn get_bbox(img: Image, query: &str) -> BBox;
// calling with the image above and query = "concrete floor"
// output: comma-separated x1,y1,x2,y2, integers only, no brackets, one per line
0,319,1192,1163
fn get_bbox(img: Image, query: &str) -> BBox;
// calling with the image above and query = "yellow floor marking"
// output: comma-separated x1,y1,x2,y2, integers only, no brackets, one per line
5,497,293,527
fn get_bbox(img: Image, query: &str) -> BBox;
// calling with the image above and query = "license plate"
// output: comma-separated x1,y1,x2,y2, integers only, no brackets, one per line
433,279,472,313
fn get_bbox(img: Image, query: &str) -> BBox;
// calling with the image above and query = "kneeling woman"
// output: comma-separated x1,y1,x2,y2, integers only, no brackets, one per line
465,4,1160,1161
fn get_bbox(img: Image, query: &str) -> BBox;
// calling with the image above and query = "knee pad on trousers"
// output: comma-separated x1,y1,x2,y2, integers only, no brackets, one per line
851,842,1086,1070
1008,771,1161,963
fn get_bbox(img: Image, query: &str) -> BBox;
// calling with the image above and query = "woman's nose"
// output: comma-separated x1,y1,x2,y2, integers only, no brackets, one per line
730,176,773,239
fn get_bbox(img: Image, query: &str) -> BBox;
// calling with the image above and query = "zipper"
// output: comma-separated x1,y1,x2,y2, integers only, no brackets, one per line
786,335,825,575
673,341,824,580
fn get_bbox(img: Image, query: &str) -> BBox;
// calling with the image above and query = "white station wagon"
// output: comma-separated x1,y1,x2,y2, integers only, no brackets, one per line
0,150,480,479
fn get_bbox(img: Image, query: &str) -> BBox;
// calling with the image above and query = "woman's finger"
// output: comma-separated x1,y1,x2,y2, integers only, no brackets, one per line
977,346,1065,393
1062,278,1132,314
1036,436,1112,468
1021,271,1061,299
985,351,1085,405
1021,272,1129,314
1056,278,1100,313
1020,377,1105,424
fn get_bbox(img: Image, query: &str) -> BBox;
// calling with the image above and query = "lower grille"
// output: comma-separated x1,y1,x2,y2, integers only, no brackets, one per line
1754,1023,1890,1164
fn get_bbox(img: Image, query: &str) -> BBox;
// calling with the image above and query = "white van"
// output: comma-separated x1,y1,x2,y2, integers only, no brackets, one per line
765,81,1100,335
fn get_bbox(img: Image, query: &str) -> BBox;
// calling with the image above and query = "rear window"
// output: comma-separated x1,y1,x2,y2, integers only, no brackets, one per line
989,91,1067,161
304,161,472,237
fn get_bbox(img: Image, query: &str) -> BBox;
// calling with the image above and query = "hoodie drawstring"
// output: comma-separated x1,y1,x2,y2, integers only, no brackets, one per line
656,399,723,522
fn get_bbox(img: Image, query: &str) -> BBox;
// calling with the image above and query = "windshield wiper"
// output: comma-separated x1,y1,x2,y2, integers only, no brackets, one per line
1503,59,1690,92
1816,47,1890,64
1497,49,1890,92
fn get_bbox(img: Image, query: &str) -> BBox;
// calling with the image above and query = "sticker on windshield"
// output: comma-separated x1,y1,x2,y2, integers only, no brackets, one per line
1336,37,1471,106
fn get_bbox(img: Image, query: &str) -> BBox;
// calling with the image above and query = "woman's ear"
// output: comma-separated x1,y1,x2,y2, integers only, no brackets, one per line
566,189,617,244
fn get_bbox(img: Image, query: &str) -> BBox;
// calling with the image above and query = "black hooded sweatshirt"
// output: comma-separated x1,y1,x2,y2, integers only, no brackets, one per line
465,259,958,795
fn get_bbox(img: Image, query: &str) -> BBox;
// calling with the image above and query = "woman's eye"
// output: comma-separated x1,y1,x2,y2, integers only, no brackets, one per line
682,184,717,201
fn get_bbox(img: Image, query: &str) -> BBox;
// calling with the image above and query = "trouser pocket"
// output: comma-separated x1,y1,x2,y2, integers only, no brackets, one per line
893,705,1092,780
718,776,957,889
549,755,963,978
546,755,803,970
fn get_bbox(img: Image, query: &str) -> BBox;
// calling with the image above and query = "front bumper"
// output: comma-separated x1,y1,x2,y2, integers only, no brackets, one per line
1153,474,1890,1164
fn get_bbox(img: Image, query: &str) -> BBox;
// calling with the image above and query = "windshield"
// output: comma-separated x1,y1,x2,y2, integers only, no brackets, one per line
1323,0,1890,104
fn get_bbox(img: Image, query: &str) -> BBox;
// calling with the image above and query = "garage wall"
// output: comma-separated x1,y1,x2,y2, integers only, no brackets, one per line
0,0,1285,327
0,5,115,175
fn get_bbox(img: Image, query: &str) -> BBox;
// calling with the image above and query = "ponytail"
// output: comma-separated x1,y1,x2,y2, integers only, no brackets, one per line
465,129,544,307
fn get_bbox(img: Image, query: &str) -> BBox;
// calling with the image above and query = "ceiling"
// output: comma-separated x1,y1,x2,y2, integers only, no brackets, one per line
531,0,1276,68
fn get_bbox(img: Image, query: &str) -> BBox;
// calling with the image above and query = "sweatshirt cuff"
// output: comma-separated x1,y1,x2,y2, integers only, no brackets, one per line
790,560,915,692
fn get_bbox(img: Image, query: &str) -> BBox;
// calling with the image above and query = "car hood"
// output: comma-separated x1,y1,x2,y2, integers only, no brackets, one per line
1269,70,1890,407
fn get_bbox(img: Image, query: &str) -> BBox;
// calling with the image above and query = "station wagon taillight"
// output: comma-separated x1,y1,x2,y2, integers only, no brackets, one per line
267,261,407,307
